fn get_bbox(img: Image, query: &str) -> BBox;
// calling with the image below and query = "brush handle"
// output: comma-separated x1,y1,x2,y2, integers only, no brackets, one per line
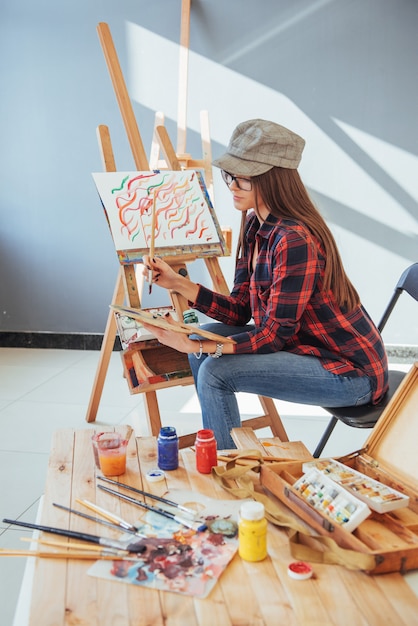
76,499,136,532
53,502,137,535
97,485,206,532
3,518,145,553
96,486,174,520
97,476,195,516
3,518,104,544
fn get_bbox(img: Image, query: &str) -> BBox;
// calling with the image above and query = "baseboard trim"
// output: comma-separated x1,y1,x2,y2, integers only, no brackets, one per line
0,333,417,362
0,332,122,351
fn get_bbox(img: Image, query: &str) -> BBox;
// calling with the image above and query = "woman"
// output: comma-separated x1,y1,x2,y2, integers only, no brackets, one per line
142,119,388,449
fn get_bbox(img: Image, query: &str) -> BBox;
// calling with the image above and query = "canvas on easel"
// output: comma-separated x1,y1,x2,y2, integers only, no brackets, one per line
92,169,227,263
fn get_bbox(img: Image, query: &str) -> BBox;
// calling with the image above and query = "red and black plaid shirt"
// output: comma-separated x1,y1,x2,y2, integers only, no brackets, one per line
192,212,388,404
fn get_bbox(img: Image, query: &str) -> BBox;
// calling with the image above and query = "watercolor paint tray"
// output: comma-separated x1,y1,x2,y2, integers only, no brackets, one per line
115,306,177,349
258,363,418,575
301,458,409,514
292,468,371,532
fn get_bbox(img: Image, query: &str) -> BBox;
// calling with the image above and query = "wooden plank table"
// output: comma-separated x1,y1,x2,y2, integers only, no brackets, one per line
21,428,418,625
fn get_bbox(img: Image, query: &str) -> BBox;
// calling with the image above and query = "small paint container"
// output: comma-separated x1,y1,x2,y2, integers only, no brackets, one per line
146,468,165,482
182,309,199,326
97,432,128,476
238,501,268,562
287,561,313,580
195,429,218,474
157,426,179,470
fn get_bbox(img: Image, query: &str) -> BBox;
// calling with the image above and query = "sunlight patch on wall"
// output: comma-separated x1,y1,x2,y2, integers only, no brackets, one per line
126,22,415,238
335,119,418,206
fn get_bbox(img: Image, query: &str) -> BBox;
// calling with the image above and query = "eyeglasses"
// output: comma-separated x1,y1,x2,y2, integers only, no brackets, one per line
221,170,252,191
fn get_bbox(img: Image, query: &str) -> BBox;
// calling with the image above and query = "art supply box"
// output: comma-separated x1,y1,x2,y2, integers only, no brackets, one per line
259,362,418,575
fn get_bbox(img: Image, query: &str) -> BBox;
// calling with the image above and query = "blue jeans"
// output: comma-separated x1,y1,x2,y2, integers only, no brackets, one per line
189,323,373,449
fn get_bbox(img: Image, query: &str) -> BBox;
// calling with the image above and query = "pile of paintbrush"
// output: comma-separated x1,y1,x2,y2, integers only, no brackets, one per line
2,474,206,562
0,536,142,561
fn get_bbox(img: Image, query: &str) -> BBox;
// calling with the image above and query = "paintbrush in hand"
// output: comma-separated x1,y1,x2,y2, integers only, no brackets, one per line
148,191,157,294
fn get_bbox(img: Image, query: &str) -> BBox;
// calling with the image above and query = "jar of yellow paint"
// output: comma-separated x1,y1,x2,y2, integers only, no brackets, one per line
238,501,267,562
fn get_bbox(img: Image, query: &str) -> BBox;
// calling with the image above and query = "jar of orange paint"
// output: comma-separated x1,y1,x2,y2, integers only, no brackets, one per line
97,433,128,476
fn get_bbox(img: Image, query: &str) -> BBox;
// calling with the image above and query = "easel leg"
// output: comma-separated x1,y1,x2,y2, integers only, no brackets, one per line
143,390,162,437
258,396,289,442
85,268,125,423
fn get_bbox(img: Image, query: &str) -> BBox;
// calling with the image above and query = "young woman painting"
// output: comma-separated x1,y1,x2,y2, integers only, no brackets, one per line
142,119,388,449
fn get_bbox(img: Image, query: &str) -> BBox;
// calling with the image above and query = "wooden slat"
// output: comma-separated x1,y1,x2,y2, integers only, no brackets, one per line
28,429,74,626
375,572,418,625
338,566,414,626
268,535,334,625
96,22,149,170
66,430,106,624
199,110,214,201
176,0,191,155
231,428,307,458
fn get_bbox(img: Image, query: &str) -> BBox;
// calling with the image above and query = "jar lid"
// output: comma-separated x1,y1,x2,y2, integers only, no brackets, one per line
287,561,313,580
146,468,165,482
240,501,265,521
159,426,177,439
196,429,215,441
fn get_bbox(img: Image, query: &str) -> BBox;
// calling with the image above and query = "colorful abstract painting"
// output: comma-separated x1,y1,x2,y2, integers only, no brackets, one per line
88,490,244,598
92,170,226,263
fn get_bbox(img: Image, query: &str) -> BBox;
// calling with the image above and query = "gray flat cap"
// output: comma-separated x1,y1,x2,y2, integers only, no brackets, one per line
212,118,305,176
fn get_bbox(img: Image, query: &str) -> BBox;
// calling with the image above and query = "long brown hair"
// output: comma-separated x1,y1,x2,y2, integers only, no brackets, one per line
236,166,360,311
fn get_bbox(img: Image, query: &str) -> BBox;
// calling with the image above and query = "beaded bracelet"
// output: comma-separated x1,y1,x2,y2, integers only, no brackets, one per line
194,340,203,359
209,342,224,359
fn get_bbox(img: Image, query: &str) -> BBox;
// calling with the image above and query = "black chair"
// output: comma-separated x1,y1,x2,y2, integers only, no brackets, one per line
313,262,418,458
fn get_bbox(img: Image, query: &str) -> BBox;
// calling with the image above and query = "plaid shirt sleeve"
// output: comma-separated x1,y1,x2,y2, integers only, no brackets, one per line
193,213,321,354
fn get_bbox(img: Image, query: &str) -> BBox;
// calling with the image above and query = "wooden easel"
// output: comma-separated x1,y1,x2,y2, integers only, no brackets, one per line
86,19,289,447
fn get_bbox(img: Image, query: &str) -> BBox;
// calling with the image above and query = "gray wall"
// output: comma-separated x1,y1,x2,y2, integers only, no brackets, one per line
1,0,417,344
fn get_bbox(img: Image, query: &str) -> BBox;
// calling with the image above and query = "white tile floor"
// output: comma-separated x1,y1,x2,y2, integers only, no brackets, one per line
0,347,417,625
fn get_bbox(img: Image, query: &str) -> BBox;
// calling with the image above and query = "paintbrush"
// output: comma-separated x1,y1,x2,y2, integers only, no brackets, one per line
97,476,197,517
97,485,207,532
76,498,138,531
218,452,312,463
0,549,140,561
76,499,140,533
2,518,146,553
21,536,128,555
148,191,157,294
52,502,145,537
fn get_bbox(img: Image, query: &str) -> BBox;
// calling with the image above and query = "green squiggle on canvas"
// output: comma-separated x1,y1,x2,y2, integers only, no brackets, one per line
111,175,129,194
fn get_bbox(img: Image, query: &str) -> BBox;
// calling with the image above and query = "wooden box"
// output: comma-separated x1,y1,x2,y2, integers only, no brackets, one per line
260,362,418,575
121,339,193,393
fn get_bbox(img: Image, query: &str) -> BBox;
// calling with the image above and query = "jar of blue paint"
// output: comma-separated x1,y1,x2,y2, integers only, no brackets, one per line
157,426,179,470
